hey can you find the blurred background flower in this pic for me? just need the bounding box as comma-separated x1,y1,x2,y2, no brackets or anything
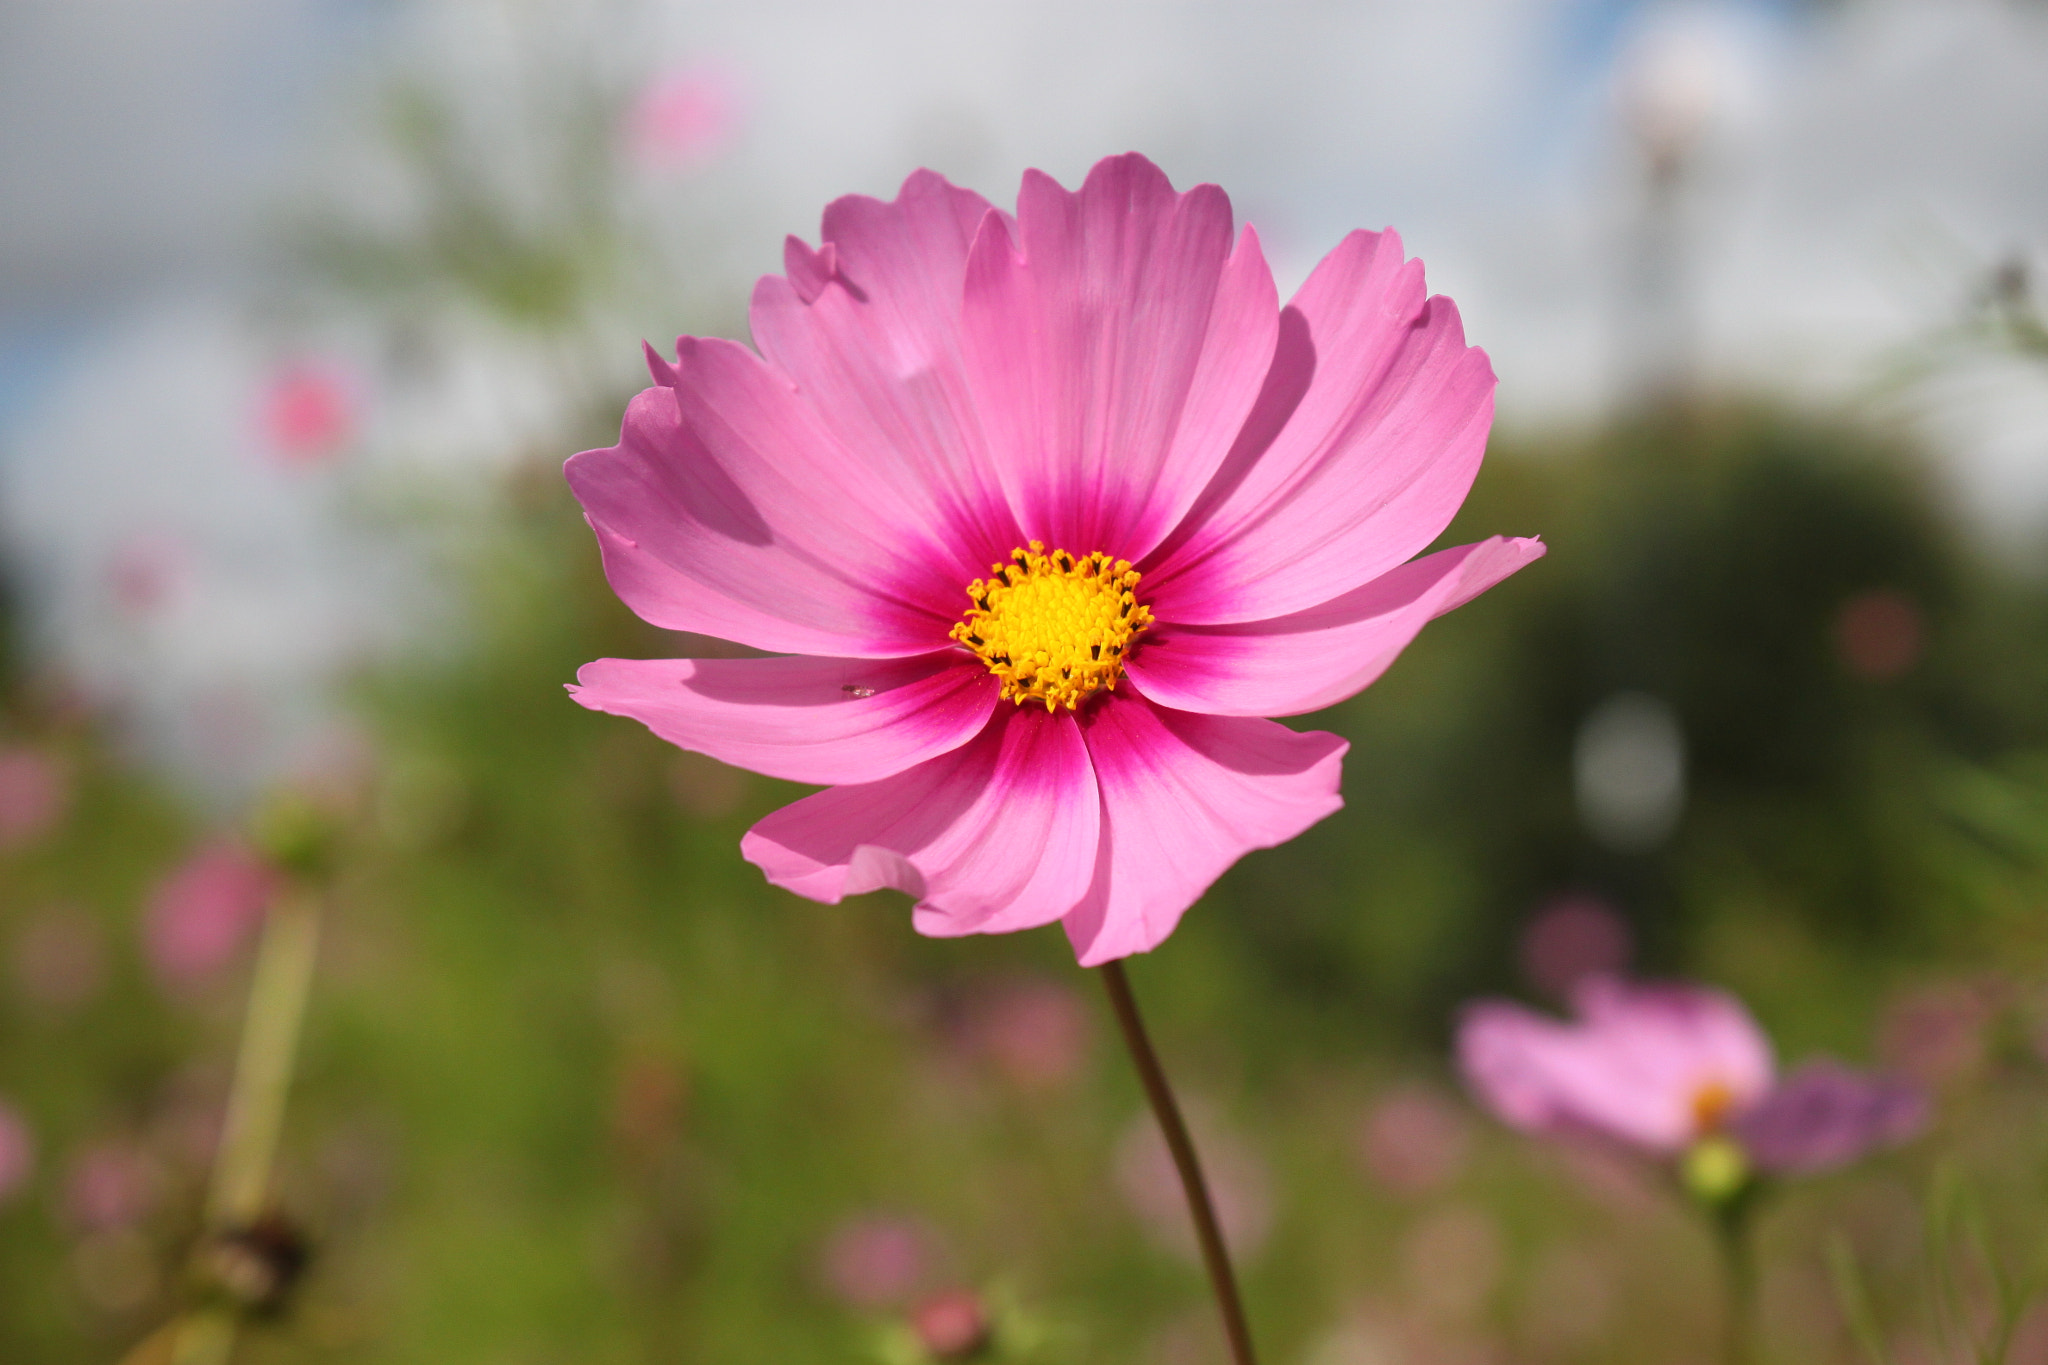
142,839,277,989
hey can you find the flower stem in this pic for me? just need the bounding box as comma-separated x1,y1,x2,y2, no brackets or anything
1098,960,1257,1365
1715,1202,1758,1365
163,884,322,1365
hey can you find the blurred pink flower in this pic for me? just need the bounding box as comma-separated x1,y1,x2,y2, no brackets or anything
65,1140,160,1230
1517,894,1631,999
143,840,278,987
0,747,69,851
1730,1059,1925,1175
1359,1082,1471,1197
968,976,1090,1089
260,360,355,467
819,1214,936,1308
1461,979,1927,1177
1458,977,1773,1153
568,153,1540,963
1117,1106,1271,1263
9,905,106,1012
105,532,190,619
0,1101,34,1202
627,64,743,170
909,1288,992,1360
1834,589,1924,680
1400,1204,1503,1322
1879,981,1991,1085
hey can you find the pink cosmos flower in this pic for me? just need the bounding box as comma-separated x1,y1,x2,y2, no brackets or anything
1459,977,1924,1174
1459,977,1774,1154
567,153,1542,964
143,840,278,987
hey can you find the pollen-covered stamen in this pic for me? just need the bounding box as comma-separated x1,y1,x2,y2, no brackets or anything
1690,1080,1738,1134
950,541,1154,712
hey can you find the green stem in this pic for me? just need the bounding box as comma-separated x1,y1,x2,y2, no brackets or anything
1717,1202,1758,1365
1098,960,1257,1365
165,885,322,1365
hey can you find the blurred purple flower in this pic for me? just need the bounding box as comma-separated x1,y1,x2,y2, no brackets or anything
1517,894,1631,999
0,747,69,851
0,1101,35,1203
819,1213,936,1308
9,905,106,1013
1358,1082,1470,1197
626,64,743,171
1458,977,1773,1153
1731,1059,1925,1175
143,840,278,988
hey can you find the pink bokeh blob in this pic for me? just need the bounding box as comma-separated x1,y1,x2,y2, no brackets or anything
260,361,356,468
1519,894,1633,1000
143,840,278,988
819,1214,936,1308
627,64,744,171
0,1102,34,1203
1359,1083,1472,1197
0,747,69,851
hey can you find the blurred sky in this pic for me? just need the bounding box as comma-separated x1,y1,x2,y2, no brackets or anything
1,0,2046,790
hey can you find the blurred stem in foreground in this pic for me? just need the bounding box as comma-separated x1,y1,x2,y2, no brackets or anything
1097,961,1257,1365
1683,1137,1758,1365
1714,1202,1758,1365
118,878,323,1365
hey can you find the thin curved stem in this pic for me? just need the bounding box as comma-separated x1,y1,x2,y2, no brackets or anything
1099,960,1257,1365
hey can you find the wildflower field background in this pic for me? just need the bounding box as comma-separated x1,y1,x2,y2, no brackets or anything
4,2,2048,1362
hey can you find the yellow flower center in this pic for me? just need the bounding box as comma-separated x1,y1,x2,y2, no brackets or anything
1690,1080,1737,1133
950,542,1154,712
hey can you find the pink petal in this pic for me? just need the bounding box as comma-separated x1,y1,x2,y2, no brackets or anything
1457,981,1775,1153
1127,536,1544,717
1573,977,1775,1113
750,171,1025,575
569,652,998,786
1060,699,1346,966
741,705,1100,937
958,153,1279,561
567,347,968,656
1732,1059,1926,1175
1142,229,1496,624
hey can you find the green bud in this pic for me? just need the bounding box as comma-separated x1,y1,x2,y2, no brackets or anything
249,791,338,881
1681,1135,1751,1205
